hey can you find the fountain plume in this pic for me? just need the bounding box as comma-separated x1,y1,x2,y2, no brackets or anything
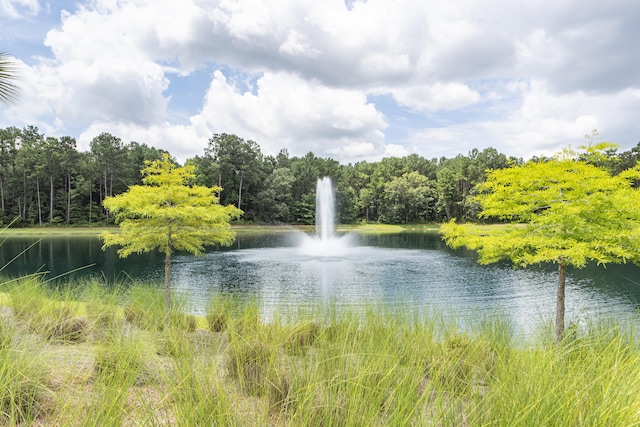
316,177,335,241
298,177,351,256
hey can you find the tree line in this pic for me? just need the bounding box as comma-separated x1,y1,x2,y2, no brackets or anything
1,126,638,226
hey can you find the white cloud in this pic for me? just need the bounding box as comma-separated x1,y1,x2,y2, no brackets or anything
0,0,39,18
383,144,410,158
77,121,205,162
279,29,321,58
216,0,275,41
2,0,639,165
408,80,640,160
2,58,62,132
191,70,387,161
391,83,480,112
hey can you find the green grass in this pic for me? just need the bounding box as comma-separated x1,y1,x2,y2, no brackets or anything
0,223,442,238
0,279,638,425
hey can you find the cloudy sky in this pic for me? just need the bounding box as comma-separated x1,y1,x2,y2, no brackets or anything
1,0,639,164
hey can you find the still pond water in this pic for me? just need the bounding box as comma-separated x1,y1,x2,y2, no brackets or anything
2,230,640,335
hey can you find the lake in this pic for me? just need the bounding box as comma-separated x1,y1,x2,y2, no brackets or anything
2,230,640,336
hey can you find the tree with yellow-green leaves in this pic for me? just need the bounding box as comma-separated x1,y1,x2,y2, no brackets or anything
100,154,242,312
441,150,640,342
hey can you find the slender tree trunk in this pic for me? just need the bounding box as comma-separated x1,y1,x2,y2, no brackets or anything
165,249,171,313
237,170,243,221
103,166,108,200
88,183,92,224
49,174,54,223
555,262,566,343
36,179,42,226
67,173,71,224
98,174,102,207
0,175,4,212
105,166,110,220
22,170,26,220
164,231,173,315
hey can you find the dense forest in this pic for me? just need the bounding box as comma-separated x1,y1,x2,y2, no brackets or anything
1,126,638,226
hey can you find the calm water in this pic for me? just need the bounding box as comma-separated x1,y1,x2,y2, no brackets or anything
2,231,640,335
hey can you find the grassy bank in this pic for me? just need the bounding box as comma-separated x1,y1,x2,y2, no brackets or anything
0,223,440,238
0,279,638,425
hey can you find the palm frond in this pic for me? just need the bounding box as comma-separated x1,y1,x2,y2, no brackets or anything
0,52,20,106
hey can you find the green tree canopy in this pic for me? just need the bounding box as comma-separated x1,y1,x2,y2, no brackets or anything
100,154,242,311
441,157,640,342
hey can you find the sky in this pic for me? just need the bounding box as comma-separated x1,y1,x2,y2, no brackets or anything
1,0,639,164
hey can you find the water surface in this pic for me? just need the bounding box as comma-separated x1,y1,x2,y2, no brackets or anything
2,231,640,335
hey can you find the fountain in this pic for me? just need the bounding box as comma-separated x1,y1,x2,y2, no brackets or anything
315,177,335,242
298,177,352,257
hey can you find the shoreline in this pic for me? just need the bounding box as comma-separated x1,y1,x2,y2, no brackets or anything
0,223,442,237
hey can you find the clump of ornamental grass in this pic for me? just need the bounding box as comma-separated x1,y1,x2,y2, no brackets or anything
164,353,237,425
8,277,47,321
207,310,229,332
33,303,89,343
123,285,198,333
229,298,261,338
0,324,52,425
123,285,167,331
227,334,277,396
170,312,198,333
88,326,158,426
8,279,89,343
206,294,245,333
81,280,123,337
94,329,150,385
0,318,11,350
283,320,320,355
155,324,198,359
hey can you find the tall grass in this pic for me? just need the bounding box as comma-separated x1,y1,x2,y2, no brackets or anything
0,279,638,425
0,314,51,425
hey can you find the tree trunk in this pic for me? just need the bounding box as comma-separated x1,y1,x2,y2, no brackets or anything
89,179,93,224
164,250,171,313
106,166,111,220
0,175,4,211
66,173,71,225
36,179,42,226
50,174,54,223
22,170,27,220
237,170,243,222
164,233,172,315
555,262,566,343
